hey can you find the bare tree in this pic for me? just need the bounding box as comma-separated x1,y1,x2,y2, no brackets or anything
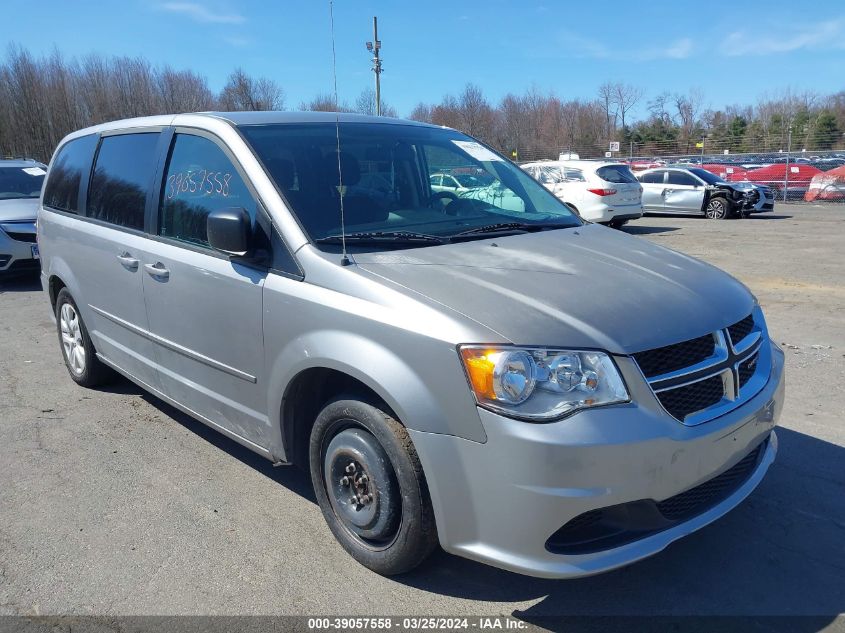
408,102,432,123
597,82,618,140
612,83,644,132
354,86,397,117
299,93,353,112
219,68,285,111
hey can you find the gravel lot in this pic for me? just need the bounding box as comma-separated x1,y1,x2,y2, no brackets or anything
0,204,843,621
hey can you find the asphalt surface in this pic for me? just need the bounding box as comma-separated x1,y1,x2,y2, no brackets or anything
1,204,843,621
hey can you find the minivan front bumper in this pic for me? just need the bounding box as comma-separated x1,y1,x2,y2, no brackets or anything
409,340,784,578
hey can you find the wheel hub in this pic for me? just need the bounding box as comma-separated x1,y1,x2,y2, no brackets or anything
339,460,374,509
323,427,400,544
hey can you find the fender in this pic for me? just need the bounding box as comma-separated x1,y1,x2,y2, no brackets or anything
266,329,488,461
41,248,86,322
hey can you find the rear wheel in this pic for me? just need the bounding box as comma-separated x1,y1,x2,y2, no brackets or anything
704,196,730,219
609,218,629,229
309,398,438,575
55,288,113,387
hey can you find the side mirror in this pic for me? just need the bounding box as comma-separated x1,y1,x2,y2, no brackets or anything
207,207,251,257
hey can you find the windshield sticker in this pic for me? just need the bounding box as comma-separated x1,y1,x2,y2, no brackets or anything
22,167,46,176
452,140,503,162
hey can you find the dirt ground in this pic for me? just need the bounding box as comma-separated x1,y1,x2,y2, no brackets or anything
0,203,843,622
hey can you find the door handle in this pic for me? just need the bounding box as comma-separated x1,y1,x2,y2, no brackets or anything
116,252,139,270
143,262,170,279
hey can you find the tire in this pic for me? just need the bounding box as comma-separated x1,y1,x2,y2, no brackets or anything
309,398,438,575
609,218,629,229
704,196,730,219
55,288,113,387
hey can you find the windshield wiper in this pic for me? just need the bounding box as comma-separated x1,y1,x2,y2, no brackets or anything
315,230,448,245
452,221,572,238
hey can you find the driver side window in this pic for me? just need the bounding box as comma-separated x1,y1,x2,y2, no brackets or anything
159,134,257,248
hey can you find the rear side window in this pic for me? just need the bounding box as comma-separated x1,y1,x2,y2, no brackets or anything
639,171,665,184
44,134,98,213
596,165,637,184
159,134,256,247
88,133,160,230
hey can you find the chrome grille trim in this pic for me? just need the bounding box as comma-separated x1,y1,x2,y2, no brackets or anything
634,312,769,426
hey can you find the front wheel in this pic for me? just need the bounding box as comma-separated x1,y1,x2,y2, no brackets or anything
309,398,438,575
704,196,730,219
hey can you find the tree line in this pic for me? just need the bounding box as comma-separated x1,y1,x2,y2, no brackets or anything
2,45,843,163
0,46,393,162
409,82,845,160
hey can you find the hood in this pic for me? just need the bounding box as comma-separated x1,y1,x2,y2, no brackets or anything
354,224,753,354
0,198,39,222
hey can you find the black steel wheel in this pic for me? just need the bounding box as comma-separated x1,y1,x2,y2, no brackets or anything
309,398,438,575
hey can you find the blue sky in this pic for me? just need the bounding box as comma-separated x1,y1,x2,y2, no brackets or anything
5,0,845,118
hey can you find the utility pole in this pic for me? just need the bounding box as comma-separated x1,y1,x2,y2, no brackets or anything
365,17,383,116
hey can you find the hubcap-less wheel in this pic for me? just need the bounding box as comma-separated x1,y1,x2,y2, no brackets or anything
705,198,727,219
323,427,400,548
60,303,86,375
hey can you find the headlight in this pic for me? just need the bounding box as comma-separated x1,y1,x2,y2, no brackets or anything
459,346,629,421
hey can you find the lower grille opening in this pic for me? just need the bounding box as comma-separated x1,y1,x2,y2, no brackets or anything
545,440,767,555
2,259,40,274
5,231,37,243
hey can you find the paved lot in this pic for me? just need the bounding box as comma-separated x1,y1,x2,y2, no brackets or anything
1,204,843,620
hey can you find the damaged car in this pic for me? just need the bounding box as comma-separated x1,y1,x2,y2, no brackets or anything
637,166,768,219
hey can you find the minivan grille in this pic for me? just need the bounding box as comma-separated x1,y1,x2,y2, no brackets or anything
728,314,754,347
632,334,715,379
738,351,759,388
655,374,724,420
633,312,767,425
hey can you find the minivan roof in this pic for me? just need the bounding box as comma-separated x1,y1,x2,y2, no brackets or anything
61,111,440,140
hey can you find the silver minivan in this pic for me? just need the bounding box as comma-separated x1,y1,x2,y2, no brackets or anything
38,112,784,578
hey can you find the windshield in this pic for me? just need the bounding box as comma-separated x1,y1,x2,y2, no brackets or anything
0,165,46,199
688,168,725,185
239,122,581,247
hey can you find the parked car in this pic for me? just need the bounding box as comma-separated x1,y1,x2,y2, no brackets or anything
637,167,765,218
521,160,642,227
0,158,46,276
39,112,783,579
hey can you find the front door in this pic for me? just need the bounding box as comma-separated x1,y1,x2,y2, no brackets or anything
663,170,706,214
139,131,269,448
